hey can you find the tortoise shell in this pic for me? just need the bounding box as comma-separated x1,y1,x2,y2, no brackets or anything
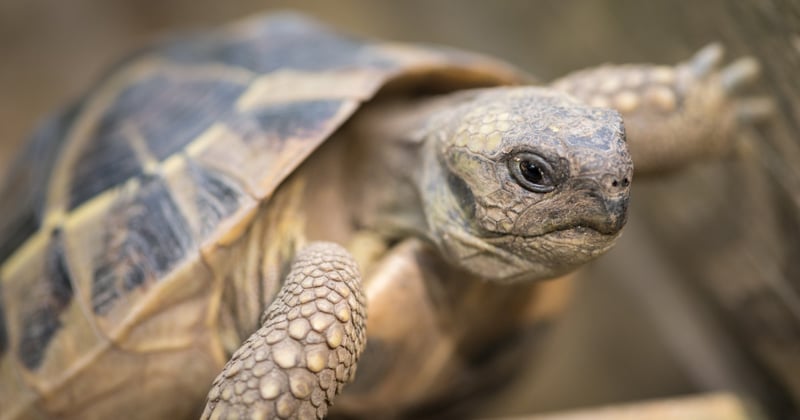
0,13,526,418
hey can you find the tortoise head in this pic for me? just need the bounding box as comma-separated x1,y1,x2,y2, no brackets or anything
421,87,632,282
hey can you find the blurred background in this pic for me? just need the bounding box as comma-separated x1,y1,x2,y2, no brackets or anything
1,0,799,418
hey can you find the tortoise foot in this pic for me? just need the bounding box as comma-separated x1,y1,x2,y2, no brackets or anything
551,43,774,173
688,43,774,125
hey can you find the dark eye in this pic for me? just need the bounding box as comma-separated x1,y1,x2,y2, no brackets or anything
509,153,556,193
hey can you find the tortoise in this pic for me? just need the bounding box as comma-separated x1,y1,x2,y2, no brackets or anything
0,12,769,420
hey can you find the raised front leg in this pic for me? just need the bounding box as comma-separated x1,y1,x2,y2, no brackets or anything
202,242,367,420
551,44,773,173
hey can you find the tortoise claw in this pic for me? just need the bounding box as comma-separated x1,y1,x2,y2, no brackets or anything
689,42,724,78
721,56,761,93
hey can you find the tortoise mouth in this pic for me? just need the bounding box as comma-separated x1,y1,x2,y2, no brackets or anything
471,224,620,282
477,226,606,251
533,223,622,249
547,222,617,237
536,207,628,237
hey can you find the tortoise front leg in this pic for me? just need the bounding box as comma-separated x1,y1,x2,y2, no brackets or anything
202,242,367,419
551,44,773,174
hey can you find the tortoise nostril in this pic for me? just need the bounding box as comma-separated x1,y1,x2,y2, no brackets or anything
610,177,630,189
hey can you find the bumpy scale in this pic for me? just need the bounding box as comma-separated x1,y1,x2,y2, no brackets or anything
202,243,366,419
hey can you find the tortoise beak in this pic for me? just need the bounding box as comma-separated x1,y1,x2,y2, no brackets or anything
596,195,629,235
566,175,630,236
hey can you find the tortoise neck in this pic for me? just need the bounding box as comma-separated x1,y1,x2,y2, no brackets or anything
344,93,463,243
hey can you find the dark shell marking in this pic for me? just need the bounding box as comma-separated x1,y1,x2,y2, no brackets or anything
17,230,75,370
91,175,194,315
0,102,83,266
68,75,248,211
241,99,346,143
186,158,249,238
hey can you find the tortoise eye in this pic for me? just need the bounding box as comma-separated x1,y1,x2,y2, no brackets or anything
509,153,556,193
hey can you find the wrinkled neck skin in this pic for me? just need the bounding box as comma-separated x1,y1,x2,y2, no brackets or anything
345,95,445,242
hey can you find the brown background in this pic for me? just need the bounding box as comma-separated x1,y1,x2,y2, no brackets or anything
2,0,799,417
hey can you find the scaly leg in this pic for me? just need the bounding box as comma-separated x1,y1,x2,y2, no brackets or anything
201,242,367,419
551,44,773,173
